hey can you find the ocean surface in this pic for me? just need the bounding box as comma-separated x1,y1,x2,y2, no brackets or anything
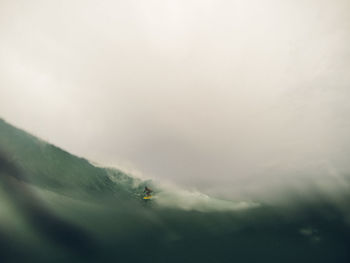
0,118,349,263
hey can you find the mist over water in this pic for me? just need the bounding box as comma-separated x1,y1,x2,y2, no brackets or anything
1,0,350,204
1,1,350,261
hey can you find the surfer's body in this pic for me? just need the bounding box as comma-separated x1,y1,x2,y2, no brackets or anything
143,186,153,200
144,186,152,196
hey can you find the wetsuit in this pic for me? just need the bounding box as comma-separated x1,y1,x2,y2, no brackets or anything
144,187,152,196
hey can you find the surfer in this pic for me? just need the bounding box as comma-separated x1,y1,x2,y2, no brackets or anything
144,186,153,197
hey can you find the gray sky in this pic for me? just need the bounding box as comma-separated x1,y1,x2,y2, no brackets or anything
1,0,350,199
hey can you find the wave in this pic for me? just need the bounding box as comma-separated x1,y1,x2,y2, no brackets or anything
1,118,350,263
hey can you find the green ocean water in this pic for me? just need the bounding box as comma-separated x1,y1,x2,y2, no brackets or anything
0,118,349,263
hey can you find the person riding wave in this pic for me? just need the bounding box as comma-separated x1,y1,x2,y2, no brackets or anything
144,186,153,197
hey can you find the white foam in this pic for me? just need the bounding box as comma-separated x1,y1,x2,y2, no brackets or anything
154,183,259,212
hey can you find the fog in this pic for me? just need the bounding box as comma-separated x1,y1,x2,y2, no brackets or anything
1,0,350,199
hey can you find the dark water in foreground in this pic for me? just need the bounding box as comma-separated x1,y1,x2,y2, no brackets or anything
1,118,349,263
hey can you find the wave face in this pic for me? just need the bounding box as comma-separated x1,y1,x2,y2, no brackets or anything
0,118,350,263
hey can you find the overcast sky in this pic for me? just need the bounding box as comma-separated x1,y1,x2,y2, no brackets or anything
1,0,350,199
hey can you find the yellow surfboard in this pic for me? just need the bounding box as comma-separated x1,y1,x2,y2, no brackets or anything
143,196,153,200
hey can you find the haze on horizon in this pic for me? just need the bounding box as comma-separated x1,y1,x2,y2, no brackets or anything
1,0,350,200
